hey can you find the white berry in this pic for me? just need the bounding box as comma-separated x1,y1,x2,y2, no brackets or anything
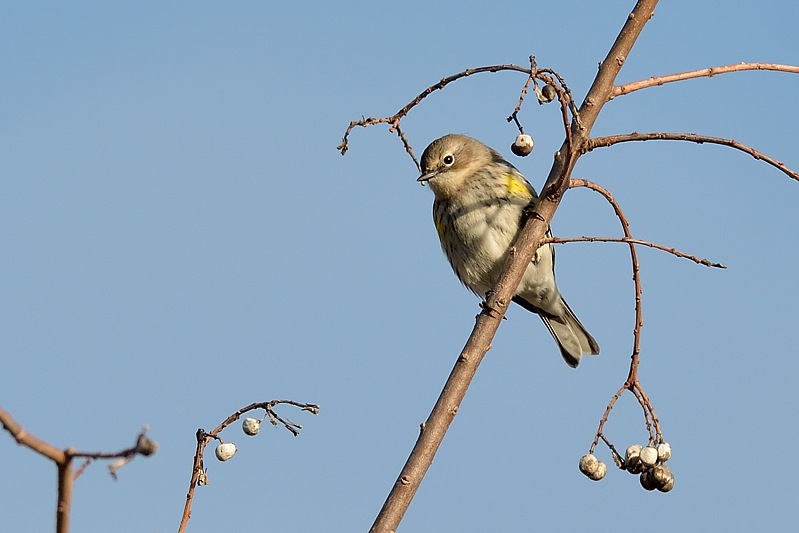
579,454,599,477
657,442,672,462
640,446,658,467
659,475,675,492
579,454,605,481
590,460,607,481
215,442,237,462
242,418,261,436
510,134,534,157
625,444,643,473
651,464,674,492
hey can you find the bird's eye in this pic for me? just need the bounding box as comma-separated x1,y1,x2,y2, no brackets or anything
442,154,455,166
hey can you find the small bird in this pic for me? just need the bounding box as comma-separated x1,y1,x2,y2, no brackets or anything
418,133,599,367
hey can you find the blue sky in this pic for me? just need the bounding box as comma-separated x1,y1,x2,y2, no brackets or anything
1,1,797,532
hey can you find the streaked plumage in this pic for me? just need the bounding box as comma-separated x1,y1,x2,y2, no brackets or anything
418,133,599,367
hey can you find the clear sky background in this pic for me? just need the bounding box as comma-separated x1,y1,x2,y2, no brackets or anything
2,1,797,532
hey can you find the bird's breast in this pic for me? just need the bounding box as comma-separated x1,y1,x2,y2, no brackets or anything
434,198,525,294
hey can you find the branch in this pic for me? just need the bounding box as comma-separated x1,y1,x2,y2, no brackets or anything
178,400,319,533
338,60,580,171
369,1,659,531
507,57,581,148
337,63,530,168
567,179,670,467
543,235,726,268
611,62,799,99
1,406,66,463
1,406,156,533
586,132,799,181
566,179,645,383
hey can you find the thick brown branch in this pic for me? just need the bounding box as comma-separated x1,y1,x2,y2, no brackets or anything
586,132,799,181
612,62,799,99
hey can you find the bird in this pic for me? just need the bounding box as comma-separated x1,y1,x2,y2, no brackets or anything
417,133,599,367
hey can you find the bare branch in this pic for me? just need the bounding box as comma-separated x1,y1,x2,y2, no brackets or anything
612,62,799,99
337,63,530,168
0,406,66,464
569,178,666,462
544,235,726,268
566,179,645,381
586,132,799,181
507,57,538,130
1,406,156,533
590,382,627,455
178,400,319,533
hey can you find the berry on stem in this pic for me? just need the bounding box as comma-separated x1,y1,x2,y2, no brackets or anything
215,442,237,462
242,417,261,436
511,134,534,157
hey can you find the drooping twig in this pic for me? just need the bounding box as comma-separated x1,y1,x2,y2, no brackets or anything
506,56,580,144
586,132,799,181
568,179,645,382
178,400,319,533
611,62,799,99
507,57,538,132
337,63,530,167
338,60,578,171
567,179,666,455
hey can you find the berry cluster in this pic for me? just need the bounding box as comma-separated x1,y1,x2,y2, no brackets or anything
579,442,674,492
623,443,674,492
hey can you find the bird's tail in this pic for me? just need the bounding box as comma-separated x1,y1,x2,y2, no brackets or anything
514,295,599,368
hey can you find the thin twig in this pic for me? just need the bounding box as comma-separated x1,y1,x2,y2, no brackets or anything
339,61,579,172
611,62,799,99
568,178,645,380
544,235,726,268
629,385,656,444
507,56,538,131
586,132,799,182
569,178,669,453
632,383,663,443
73,459,92,480
337,63,530,168
590,383,627,454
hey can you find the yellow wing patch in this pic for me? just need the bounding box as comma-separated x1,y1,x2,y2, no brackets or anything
435,219,446,242
505,173,533,199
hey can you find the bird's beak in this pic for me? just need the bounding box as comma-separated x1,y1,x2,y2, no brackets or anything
417,170,436,183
